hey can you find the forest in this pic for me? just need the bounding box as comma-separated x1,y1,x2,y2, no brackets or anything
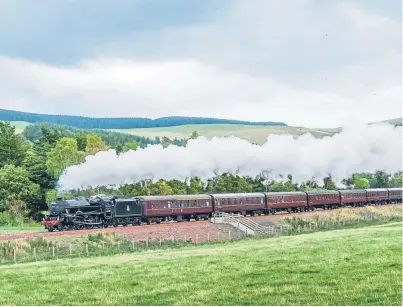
0,109,287,129
0,120,401,226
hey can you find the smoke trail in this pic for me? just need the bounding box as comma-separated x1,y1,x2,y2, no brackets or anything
58,122,402,190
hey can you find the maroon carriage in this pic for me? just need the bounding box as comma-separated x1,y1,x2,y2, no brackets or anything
339,189,366,207
136,194,213,223
306,190,340,210
365,188,388,204
387,188,402,204
265,192,307,213
210,193,266,215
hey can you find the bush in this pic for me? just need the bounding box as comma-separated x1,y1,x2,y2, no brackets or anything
0,211,24,227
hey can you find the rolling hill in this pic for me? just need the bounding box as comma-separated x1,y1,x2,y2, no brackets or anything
2,108,401,145
109,124,340,144
0,109,286,129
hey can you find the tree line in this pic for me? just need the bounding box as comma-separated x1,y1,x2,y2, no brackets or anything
0,109,287,129
0,120,401,226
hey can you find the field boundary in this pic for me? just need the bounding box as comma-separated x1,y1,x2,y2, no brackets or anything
1,207,401,266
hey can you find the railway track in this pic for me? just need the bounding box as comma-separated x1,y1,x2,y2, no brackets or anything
0,203,401,242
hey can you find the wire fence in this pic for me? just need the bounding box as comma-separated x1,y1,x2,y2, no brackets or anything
0,229,254,265
1,206,401,265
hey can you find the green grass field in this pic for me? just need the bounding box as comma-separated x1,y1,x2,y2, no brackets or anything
9,121,31,134
0,225,43,234
6,118,401,144
0,223,401,306
110,124,340,144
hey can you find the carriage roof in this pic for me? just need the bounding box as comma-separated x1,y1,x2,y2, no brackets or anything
136,194,211,201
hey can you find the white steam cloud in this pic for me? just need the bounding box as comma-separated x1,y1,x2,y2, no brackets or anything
58,123,402,191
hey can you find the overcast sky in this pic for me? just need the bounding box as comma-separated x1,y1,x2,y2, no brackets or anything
0,0,401,128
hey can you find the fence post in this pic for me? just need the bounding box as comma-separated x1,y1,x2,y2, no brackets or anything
184,234,187,243
146,238,149,248
52,246,55,258
117,241,120,251
207,232,210,242
132,240,135,250
69,244,72,256
13,247,16,264
159,238,162,247
228,230,231,240
33,248,36,261
86,244,89,256
196,234,198,245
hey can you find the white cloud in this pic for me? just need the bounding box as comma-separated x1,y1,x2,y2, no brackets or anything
0,0,400,127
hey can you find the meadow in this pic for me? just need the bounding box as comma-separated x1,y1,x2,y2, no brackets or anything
109,124,340,144
9,118,401,144
0,220,401,306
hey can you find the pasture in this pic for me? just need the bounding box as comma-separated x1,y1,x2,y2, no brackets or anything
0,222,401,306
9,121,31,133
110,124,339,144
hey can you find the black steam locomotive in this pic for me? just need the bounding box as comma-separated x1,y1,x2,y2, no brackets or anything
42,195,143,232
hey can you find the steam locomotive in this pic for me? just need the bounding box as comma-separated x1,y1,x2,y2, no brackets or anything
42,196,143,232
42,188,402,232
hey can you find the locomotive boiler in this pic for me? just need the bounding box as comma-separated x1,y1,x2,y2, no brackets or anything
42,195,143,231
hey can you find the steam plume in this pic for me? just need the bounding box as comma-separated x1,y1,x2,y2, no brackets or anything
58,122,402,191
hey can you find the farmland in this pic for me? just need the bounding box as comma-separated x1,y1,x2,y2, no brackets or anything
8,118,401,144
110,124,340,144
0,220,401,305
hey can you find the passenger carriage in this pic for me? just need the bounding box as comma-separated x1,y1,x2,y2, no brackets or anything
265,192,307,213
387,188,403,203
306,190,340,210
365,188,388,205
136,194,213,223
339,189,367,207
210,193,266,216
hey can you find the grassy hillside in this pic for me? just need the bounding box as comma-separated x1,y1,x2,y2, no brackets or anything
0,109,286,129
0,223,401,305
9,121,31,134
7,117,402,144
110,124,340,144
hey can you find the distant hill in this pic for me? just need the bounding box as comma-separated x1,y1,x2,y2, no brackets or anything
110,118,402,144
0,109,287,129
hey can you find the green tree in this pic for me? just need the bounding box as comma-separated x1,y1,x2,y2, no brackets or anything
0,165,41,214
122,141,139,152
114,144,123,155
190,131,199,139
390,171,403,188
186,177,204,194
168,179,187,194
149,180,173,195
374,171,390,188
353,175,370,189
75,132,88,151
46,138,86,178
0,121,27,167
323,174,337,190
161,136,172,148
22,151,57,210
85,134,108,155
